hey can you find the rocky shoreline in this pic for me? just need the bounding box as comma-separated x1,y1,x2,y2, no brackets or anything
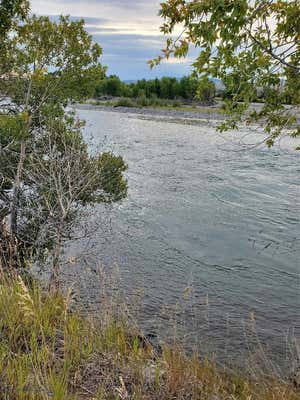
75,102,300,130
75,103,226,127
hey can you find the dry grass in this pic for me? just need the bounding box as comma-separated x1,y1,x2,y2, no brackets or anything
0,273,299,400
87,98,223,114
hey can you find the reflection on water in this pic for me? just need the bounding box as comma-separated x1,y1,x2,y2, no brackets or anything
65,109,300,367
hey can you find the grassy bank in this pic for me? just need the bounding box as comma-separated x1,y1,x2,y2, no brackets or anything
0,274,298,400
89,97,222,114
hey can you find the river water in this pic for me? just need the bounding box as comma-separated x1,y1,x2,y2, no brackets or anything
66,109,300,368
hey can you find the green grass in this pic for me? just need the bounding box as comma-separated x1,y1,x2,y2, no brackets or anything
0,273,298,399
89,97,223,115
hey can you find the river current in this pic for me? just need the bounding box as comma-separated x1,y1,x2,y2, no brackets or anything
65,109,300,368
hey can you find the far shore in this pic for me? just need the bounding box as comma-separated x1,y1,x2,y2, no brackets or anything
75,101,300,131
75,102,227,127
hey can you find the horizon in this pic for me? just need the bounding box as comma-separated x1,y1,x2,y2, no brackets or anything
31,0,195,80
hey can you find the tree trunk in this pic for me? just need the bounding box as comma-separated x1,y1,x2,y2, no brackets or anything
10,140,26,239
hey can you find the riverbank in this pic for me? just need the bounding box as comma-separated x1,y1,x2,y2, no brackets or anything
75,102,226,127
75,100,300,130
0,274,299,399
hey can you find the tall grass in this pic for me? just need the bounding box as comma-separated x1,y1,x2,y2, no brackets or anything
0,273,298,399
96,97,182,109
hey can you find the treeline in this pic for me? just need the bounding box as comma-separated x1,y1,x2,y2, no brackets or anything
94,75,216,102
95,74,297,106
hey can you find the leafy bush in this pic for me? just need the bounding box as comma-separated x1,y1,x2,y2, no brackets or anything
113,97,136,107
197,76,216,104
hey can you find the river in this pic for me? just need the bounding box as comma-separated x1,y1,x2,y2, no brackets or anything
65,108,300,369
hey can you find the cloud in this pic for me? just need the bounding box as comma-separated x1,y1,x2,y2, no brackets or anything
30,0,195,80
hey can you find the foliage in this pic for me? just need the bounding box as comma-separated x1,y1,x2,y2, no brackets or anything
197,76,216,104
112,97,136,107
0,113,27,191
95,75,124,97
0,273,298,399
94,75,215,102
0,0,29,38
1,15,105,111
0,13,127,281
8,115,127,270
152,0,300,146
98,96,189,109
0,0,30,77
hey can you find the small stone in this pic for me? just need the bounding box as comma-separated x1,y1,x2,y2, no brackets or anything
292,367,300,388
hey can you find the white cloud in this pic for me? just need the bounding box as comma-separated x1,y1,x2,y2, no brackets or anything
29,0,194,79
31,0,162,35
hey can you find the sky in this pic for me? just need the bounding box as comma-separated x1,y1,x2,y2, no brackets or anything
30,0,195,80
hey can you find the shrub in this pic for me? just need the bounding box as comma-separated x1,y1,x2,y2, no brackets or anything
113,97,136,107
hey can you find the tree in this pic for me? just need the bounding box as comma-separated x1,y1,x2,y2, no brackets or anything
197,76,216,104
95,75,124,97
95,75,204,101
0,0,29,38
151,0,300,147
178,76,198,99
0,0,30,78
0,14,128,283
21,118,127,283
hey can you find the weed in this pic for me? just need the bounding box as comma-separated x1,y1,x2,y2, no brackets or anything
0,274,298,399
